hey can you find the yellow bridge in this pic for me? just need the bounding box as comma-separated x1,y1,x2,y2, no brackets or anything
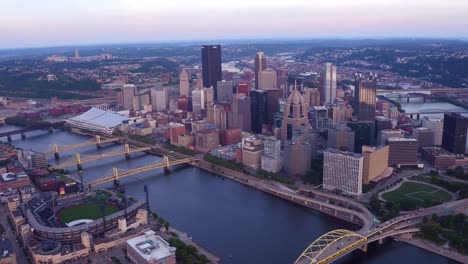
49,144,150,170
46,135,124,158
87,156,193,187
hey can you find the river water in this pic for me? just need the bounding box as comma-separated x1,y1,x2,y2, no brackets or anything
0,125,459,264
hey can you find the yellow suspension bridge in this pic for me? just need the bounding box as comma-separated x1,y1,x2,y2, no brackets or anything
86,156,194,187
49,144,151,170
45,135,125,159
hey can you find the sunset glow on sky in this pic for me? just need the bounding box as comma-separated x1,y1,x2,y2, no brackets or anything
1,0,467,48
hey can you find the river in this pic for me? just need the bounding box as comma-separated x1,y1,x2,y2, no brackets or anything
0,125,459,264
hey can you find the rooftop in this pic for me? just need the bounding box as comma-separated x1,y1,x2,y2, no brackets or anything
126,231,175,261
324,148,363,158
387,137,417,142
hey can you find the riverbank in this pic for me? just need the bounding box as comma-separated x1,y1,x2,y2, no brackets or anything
395,235,467,263
169,227,221,264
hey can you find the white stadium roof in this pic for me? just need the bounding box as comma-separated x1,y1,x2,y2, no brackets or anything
66,107,128,133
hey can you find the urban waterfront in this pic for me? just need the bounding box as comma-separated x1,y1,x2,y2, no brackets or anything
0,125,459,264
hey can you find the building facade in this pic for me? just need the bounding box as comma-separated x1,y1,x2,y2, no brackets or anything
321,63,337,104
362,145,389,184
387,137,419,166
202,45,222,100
442,113,468,155
280,88,309,141
422,117,443,146
255,52,266,90
354,73,377,122
323,149,363,196
179,69,190,98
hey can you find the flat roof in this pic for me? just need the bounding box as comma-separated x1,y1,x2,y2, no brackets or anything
387,137,417,142
126,232,175,261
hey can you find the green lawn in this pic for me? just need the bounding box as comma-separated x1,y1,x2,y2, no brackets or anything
382,182,452,206
58,203,120,224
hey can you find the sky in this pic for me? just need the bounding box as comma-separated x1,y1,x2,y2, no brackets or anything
1,0,468,49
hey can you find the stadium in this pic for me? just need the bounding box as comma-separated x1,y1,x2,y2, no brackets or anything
65,107,128,134
23,190,146,245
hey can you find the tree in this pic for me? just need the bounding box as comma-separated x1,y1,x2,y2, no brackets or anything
432,213,439,222
454,166,464,178
369,195,381,213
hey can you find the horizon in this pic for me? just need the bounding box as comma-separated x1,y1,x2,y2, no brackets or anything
2,0,468,49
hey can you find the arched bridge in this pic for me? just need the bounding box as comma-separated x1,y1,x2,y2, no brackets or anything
295,198,468,264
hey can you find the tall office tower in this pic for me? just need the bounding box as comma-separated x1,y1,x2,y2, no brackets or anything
250,90,267,134
375,116,393,138
265,88,283,128
216,80,233,103
255,52,266,89
310,106,331,132
442,113,468,155
150,88,168,112
74,49,80,58
202,45,222,100
213,103,231,130
122,84,137,110
191,88,203,114
412,127,434,151
258,70,277,89
284,126,316,176
321,63,337,104
327,123,355,152
354,73,377,122
276,69,288,89
304,88,321,107
347,121,375,153
206,104,215,124
203,87,214,108
362,145,389,184
422,117,444,146
280,88,309,141
323,149,364,196
179,69,190,98
261,137,283,173
387,138,419,166
231,94,251,132
330,99,347,126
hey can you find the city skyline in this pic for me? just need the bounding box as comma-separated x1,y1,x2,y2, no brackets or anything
1,0,468,49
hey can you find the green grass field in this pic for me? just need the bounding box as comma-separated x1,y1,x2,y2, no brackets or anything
58,203,120,224
382,182,452,206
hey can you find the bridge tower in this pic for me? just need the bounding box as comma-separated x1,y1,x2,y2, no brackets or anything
7,135,11,142
48,127,54,133
76,154,83,172
53,144,60,159
21,132,26,139
124,144,131,160
112,168,120,188
163,156,171,173
95,135,102,149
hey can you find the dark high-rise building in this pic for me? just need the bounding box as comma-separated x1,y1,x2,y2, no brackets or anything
442,113,468,155
250,90,267,134
255,52,266,90
355,74,377,122
347,121,375,153
265,88,283,128
202,45,222,100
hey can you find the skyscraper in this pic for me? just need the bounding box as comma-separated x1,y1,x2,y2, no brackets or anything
202,45,222,100
250,90,267,134
280,88,309,141
151,88,168,112
216,80,233,103
355,73,377,122
191,88,203,115
321,63,337,104
255,52,266,90
122,84,136,110
258,70,277,89
442,113,468,155
231,94,251,132
179,69,190,98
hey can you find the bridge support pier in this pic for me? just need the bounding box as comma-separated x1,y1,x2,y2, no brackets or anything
358,244,368,253
407,96,410,103
378,238,384,245
48,127,54,133
417,114,420,121
7,135,11,142
163,156,171,173
53,144,60,159
54,152,60,160
21,132,26,139
124,144,131,160
77,164,83,172
95,135,102,149
164,166,171,173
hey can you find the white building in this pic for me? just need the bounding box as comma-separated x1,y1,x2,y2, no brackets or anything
322,63,337,104
179,69,190,98
323,149,364,196
126,231,176,264
216,80,233,103
151,88,168,112
191,88,204,114
261,136,282,173
66,107,128,134
422,117,444,146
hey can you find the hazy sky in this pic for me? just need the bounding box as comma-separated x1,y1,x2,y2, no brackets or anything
1,0,468,49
